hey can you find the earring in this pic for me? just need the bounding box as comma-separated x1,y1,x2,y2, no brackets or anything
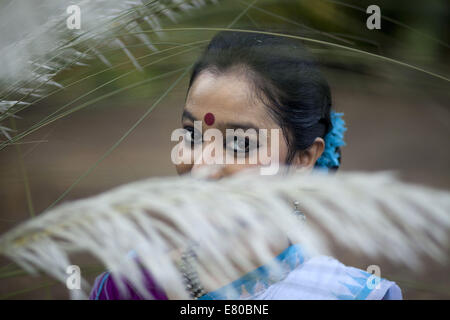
293,201,306,221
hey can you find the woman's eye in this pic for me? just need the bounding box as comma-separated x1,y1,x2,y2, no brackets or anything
226,136,256,154
184,127,202,147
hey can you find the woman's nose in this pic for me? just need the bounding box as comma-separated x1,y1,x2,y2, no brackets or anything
190,141,226,179
191,163,226,179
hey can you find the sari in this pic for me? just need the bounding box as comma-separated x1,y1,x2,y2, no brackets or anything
89,244,402,300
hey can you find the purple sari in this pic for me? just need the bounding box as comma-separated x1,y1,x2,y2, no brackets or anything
90,269,168,300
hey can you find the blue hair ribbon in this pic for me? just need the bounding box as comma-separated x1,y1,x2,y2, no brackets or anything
314,111,347,172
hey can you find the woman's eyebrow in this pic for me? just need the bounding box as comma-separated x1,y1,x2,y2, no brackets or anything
181,110,197,122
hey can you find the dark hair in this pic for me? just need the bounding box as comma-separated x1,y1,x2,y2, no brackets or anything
188,31,339,168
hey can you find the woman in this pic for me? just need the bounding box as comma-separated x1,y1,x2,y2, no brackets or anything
90,31,402,300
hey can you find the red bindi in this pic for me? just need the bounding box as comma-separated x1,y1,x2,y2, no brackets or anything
204,112,215,126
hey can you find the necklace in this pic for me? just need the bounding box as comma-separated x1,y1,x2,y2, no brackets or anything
178,247,206,299
180,201,304,299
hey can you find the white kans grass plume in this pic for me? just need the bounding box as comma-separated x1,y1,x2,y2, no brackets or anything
0,0,217,139
0,169,448,299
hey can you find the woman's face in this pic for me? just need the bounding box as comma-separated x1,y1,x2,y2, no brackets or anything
174,70,324,178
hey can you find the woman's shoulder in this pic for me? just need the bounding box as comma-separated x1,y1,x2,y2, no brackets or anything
252,255,402,300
